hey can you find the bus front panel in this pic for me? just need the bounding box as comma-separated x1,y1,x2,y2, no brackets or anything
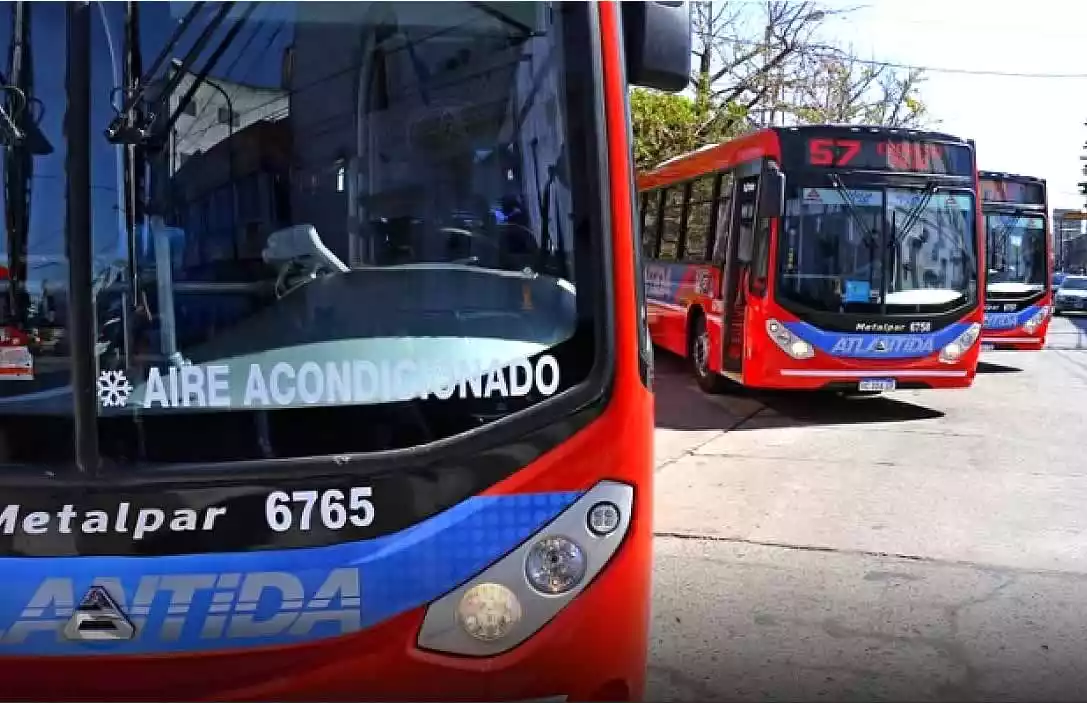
0,3,654,700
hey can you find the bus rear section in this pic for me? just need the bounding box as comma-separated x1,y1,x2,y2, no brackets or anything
0,3,690,701
640,125,985,394
978,171,1052,351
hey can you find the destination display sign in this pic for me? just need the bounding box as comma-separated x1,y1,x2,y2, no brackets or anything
979,178,1045,206
800,134,974,176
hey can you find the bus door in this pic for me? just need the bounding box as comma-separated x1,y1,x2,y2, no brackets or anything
720,174,760,374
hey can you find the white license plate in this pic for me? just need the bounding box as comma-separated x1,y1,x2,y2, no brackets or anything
858,378,896,392
981,343,996,351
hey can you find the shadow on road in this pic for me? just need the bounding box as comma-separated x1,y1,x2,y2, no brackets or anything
739,389,945,429
977,360,1022,374
653,352,945,432
653,354,762,431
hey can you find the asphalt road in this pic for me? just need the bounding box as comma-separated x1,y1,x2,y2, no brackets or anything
646,314,1087,702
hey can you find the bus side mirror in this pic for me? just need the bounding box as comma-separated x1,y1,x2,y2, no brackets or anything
759,167,785,219
621,1,691,93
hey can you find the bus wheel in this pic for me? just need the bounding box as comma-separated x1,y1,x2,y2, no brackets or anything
690,314,729,394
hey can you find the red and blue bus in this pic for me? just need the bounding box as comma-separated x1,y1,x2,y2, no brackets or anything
978,171,1052,350
0,2,690,700
639,125,986,394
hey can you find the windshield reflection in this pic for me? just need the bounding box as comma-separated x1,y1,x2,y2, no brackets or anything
885,189,975,306
0,5,71,402
76,1,602,464
986,214,1047,288
779,185,977,313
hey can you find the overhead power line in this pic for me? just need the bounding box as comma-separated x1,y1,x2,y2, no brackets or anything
718,36,1087,79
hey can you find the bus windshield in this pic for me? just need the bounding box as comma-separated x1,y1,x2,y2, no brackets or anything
4,1,603,466
778,185,977,312
986,214,1047,289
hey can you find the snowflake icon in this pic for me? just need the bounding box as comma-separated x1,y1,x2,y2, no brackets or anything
97,370,133,408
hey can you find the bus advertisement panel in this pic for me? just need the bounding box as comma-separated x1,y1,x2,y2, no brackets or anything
639,126,985,394
978,171,1052,351
0,2,690,700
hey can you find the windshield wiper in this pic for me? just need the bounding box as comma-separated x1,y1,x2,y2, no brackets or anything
0,75,49,153
987,218,1015,276
468,2,539,37
0,1,51,155
105,1,259,147
891,180,939,247
4,1,34,330
827,173,880,249
826,173,881,302
104,1,211,144
883,181,958,312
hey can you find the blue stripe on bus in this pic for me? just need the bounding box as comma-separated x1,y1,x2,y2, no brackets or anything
983,305,1041,331
0,490,582,656
784,321,972,359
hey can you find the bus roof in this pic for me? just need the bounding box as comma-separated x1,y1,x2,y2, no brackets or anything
979,170,1048,208
978,170,1047,185
637,124,973,191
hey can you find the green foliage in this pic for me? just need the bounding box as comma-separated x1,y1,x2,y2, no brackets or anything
629,89,700,172
629,88,745,172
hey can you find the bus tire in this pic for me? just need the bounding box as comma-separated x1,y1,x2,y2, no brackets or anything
689,312,729,394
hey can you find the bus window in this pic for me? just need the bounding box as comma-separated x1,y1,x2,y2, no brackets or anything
735,177,759,264
659,186,684,260
751,217,771,296
642,188,662,257
683,175,716,262
711,174,734,264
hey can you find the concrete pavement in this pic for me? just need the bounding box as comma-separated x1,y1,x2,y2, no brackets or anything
647,315,1087,701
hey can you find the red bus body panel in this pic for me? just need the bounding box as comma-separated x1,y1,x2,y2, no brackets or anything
0,389,654,702
981,307,1051,351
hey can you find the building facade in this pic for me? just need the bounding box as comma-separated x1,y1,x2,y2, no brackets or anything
1053,208,1087,272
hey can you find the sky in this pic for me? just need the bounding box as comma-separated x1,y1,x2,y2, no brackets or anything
815,0,1087,212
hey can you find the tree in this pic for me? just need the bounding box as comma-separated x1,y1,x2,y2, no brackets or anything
790,50,931,128
630,1,936,170
629,89,744,171
691,1,847,130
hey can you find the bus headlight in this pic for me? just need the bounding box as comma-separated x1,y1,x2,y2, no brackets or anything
457,583,523,641
525,536,587,595
939,322,982,364
765,318,815,359
1022,306,1051,334
417,481,633,656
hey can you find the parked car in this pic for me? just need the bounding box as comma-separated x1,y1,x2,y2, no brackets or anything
1053,274,1087,315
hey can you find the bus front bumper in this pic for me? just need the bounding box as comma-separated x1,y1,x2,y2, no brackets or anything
980,327,1047,351
746,341,978,390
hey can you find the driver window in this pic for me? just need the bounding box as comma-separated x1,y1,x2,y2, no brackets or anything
736,201,756,264
711,172,734,264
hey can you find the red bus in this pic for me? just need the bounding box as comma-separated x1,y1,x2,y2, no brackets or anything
638,125,986,394
0,2,690,701
978,171,1052,350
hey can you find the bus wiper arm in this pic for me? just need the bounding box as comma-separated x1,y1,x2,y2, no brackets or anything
147,3,260,148
892,181,939,246
106,0,207,136
468,2,539,36
105,1,249,145
828,173,879,248
0,80,51,154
